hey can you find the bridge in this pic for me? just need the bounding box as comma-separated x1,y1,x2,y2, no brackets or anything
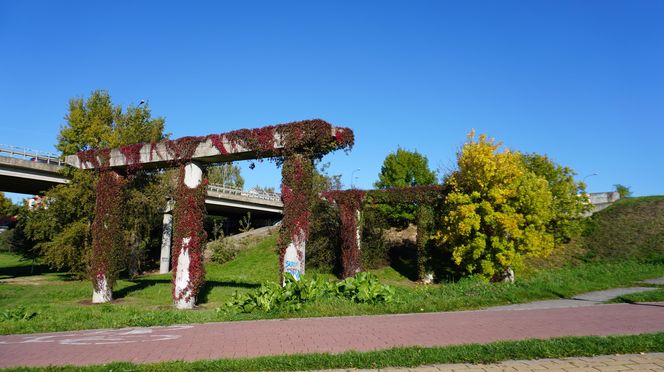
0,144,283,217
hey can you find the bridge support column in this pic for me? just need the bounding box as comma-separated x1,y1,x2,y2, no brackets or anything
172,162,207,309
279,154,313,284
159,200,174,274
90,170,125,304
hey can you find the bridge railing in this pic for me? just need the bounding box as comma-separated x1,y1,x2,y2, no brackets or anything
0,144,64,166
207,184,282,202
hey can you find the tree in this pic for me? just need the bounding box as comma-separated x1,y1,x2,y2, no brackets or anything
374,148,437,226
522,154,590,243
57,91,164,154
206,163,244,189
433,132,554,281
22,90,168,278
0,192,18,217
614,184,632,198
375,147,437,189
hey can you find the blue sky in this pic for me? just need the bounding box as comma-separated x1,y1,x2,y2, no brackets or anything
1,1,663,199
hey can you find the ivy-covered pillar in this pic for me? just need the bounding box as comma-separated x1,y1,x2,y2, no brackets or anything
278,154,313,284
159,199,174,274
337,190,365,278
90,170,126,304
172,162,208,309
415,204,434,283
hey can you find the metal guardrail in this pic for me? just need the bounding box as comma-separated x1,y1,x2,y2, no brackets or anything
0,144,64,166
207,184,282,202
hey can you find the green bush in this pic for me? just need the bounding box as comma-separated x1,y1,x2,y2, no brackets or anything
208,239,239,264
220,272,395,313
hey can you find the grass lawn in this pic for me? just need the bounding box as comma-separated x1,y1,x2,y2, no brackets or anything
612,287,664,303
5,332,664,371
2,231,664,335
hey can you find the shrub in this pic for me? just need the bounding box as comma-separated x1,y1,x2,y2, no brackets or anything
434,132,554,280
208,239,239,264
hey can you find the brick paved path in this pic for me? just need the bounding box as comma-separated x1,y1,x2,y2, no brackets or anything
334,352,664,371
0,302,663,368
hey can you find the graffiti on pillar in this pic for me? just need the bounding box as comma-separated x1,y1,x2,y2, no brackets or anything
283,243,301,280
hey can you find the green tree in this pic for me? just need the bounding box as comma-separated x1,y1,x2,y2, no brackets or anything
206,163,244,189
57,91,164,154
23,90,168,278
433,133,554,280
614,184,632,198
374,148,437,226
0,192,18,217
522,154,590,243
375,148,437,189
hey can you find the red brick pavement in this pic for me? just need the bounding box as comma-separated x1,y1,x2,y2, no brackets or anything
1,302,663,368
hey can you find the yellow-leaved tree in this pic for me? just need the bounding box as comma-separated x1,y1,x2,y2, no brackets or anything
433,132,554,281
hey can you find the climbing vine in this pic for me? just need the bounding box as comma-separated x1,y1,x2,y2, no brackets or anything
90,170,126,295
278,154,314,283
323,189,366,278
118,143,144,173
171,164,208,304
76,148,111,170
76,120,353,168
207,119,353,161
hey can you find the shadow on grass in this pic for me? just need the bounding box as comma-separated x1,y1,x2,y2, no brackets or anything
114,278,171,299
114,276,261,303
0,262,57,279
198,280,261,304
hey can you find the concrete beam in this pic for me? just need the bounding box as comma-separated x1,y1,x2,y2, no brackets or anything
65,122,350,170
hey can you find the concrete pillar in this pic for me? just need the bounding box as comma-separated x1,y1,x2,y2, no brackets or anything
279,154,313,284
90,170,125,304
340,206,363,278
159,200,174,274
173,162,205,309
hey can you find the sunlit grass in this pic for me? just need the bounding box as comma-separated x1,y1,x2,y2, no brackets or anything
2,231,663,335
